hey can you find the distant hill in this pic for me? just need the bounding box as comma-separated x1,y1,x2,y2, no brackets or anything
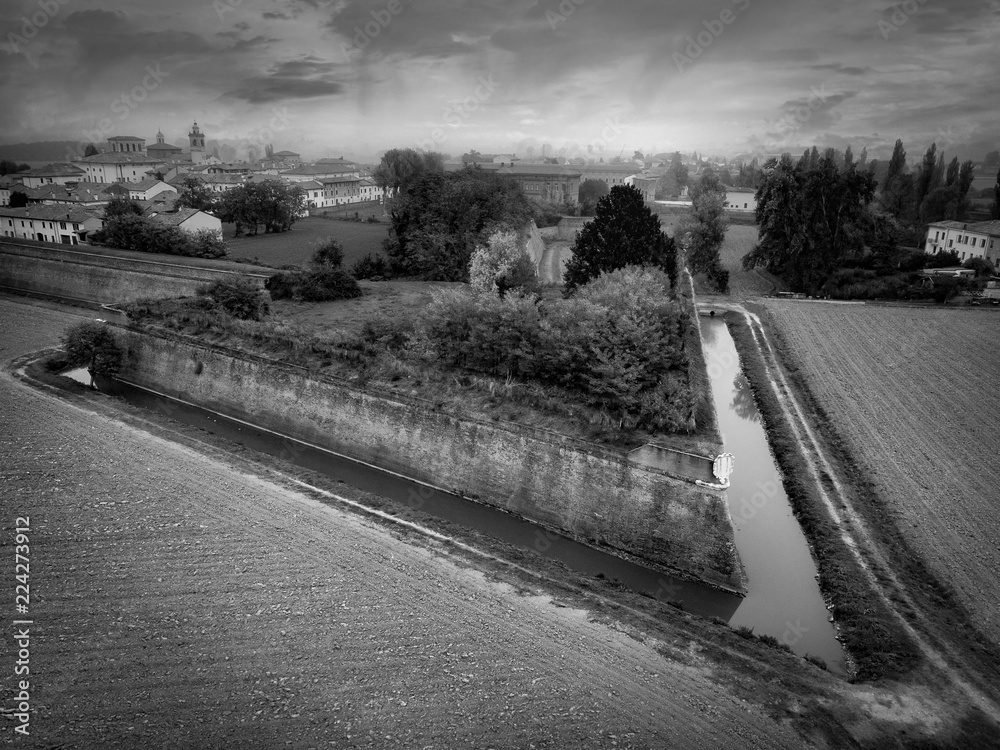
0,141,86,163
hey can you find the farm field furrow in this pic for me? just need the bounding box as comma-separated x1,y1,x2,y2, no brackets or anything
761,301,1000,644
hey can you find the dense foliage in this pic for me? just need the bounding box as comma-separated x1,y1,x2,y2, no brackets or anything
215,180,304,236
93,215,227,258
201,278,270,321
563,184,677,293
468,229,537,297
176,176,217,212
675,170,730,292
743,153,897,293
376,149,536,281
62,321,123,381
351,253,391,280
414,266,696,432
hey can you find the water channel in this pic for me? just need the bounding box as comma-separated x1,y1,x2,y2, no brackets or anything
64,316,846,673
700,315,846,673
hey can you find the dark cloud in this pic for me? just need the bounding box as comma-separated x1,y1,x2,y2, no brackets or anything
809,63,871,76
222,77,345,103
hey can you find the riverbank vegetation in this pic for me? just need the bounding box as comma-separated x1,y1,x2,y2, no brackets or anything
724,311,921,681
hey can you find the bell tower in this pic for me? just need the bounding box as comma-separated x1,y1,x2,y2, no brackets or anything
188,121,206,164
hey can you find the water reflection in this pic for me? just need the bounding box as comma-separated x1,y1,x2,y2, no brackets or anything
730,372,759,423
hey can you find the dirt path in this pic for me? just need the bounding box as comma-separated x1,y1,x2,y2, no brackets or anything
0,296,809,748
538,240,571,286
733,304,1000,719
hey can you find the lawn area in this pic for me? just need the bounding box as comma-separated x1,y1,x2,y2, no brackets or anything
223,216,390,269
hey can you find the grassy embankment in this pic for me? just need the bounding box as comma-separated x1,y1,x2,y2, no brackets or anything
724,311,921,682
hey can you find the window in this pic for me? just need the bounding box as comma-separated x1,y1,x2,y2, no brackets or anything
949,239,953,247
60,222,66,229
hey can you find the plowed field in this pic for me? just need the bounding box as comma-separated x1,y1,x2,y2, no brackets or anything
760,301,1000,643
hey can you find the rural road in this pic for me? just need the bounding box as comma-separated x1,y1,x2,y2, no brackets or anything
0,295,809,749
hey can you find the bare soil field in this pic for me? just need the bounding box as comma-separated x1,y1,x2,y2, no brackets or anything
224,216,389,269
6,294,1000,747
759,301,1000,645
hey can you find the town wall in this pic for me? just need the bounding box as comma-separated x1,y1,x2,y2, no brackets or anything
115,326,745,593
0,240,267,303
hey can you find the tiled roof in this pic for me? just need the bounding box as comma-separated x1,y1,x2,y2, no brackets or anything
107,135,144,141
281,164,358,176
273,150,301,157
21,183,117,203
928,220,968,229
78,153,166,165
19,162,87,178
298,180,323,190
147,207,204,227
129,178,176,192
0,205,101,223
966,220,1000,237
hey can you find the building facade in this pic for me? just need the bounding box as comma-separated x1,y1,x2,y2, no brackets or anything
0,205,103,244
925,220,1000,265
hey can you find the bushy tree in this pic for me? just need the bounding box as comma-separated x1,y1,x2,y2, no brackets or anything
351,253,390,280
103,196,144,220
84,143,99,157
93,214,226,258
563,184,677,293
468,229,537,296
216,180,304,236
992,166,1000,220
62,321,123,386
176,176,216,212
579,178,609,216
744,153,895,292
384,164,535,280
675,170,729,292
8,190,28,208
202,278,269,320
0,160,29,176
311,238,344,269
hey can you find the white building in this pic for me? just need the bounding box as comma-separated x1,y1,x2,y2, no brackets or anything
77,152,167,183
128,179,178,202
725,188,757,212
0,205,103,244
147,207,222,237
14,163,87,189
925,220,1000,265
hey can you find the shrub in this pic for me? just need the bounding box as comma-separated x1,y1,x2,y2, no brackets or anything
297,268,362,302
311,238,344,269
62,321,124,381
352,253,391,280
804,654,828,671
468,229,538,297
203,278,269,321
265,271,301,300
361,316,414,350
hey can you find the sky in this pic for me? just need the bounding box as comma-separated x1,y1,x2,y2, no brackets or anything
1,0,998,162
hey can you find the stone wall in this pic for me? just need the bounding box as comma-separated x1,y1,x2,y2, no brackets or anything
115,326,745,593
0,240,268,304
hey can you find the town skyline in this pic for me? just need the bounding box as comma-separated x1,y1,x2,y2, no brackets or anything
1,0,998,162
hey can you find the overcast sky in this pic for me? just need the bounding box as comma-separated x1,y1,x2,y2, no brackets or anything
2,0,998,161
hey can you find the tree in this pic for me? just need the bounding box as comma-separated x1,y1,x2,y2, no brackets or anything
858,147,868,170
843,145,854,170
84,143,99,157
216,180,304,236
8,190,28,208
0,160,29,176
885,139,907,188
945,157,959,186
914,143,937,210
468,229,537,296
374,148,443,198
743,153,893,292
991,166,1000,220
579,178,609,215
311,238,344,269
984,150,1000,167
676,171,729,292
176,176,215,211
957,160,975,198
563,184,677,293
103,196,144,220
62,322,124,387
